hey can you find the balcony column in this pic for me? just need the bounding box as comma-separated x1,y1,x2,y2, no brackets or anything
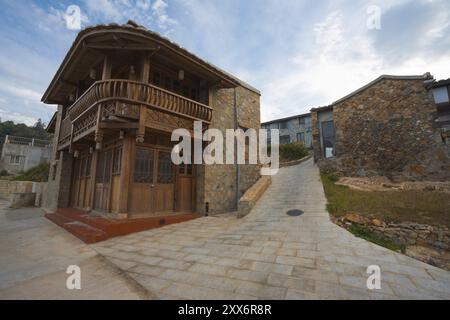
102,55,112,80
136,54,151,143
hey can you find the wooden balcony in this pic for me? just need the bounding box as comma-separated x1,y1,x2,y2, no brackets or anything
58,79,213,149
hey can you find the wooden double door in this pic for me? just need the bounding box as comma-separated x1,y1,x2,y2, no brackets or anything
70,153,92,209
130,146,195,214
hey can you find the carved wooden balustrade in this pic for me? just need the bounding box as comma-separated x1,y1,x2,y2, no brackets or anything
58,79,213,149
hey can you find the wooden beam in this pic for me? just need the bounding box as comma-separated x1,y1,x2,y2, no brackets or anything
85,43,159,51
87,149,97,211
98,122,139,130
117,135,132,215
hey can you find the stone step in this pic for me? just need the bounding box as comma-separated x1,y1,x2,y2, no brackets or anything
45,213,108,243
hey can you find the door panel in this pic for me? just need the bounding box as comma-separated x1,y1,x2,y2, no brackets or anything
129,147,177,214
94,150,113,212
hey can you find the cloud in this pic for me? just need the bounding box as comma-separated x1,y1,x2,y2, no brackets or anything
83,0,177,32
0,108,39,126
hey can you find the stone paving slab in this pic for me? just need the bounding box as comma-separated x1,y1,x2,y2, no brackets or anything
94,159,450,300
0,202,148,299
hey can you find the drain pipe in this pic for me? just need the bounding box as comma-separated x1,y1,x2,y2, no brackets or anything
234,88,240,210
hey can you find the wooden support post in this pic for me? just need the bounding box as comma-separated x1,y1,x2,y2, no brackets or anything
136,105,146,143
117,135,133,216
87,149,98,212
141,54,151,83
102,55,112,80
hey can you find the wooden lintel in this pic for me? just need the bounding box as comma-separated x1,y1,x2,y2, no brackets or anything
85,43,159,51
98,122,139,129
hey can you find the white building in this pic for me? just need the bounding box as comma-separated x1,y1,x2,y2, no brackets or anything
0,135,51,174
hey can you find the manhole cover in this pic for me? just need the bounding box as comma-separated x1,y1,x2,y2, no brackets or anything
286,209,304,216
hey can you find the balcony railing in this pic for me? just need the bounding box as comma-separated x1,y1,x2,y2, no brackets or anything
68,79,212,123
58,79,213,148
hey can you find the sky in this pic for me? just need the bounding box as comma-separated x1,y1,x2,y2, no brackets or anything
0,0,449,126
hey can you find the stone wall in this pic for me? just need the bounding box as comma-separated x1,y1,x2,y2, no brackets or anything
0,180,46,207
202,85,261,214
313,78,450,181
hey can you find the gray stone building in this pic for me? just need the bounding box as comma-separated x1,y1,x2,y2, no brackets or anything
311,74,450,181
0,135,51,174
261,113,312,147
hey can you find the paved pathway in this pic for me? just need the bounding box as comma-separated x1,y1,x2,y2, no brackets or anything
94,159,450,299
0,201,148,299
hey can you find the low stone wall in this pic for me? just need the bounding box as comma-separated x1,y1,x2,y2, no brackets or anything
280,154,312,168
237,175,271,218
10,193,37,208
0,180,46,207
333,213,450,269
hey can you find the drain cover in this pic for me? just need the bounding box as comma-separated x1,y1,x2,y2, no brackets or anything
286,209,304,216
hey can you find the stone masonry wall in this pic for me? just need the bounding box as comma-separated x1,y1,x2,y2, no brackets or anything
315,78,450,181
202,85,261,214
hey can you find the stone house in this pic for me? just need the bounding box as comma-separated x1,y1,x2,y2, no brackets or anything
261,113,312,147
311,74,450,181
42,21,261,217
0,135,51,174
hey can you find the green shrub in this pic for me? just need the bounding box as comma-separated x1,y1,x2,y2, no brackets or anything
13,163,49,182
0,169,8,176
279,142,309,162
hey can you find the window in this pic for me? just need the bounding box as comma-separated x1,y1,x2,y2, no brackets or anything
179,163,193,176
134,147,154,183
321,121,336,158
157,152,174,184
297,132,305,143
280,135,290,144
112,147,122,175
152,72,161,86
164,76,172,90
84,156,91,177
304,117,311,130
10,155,21,165
270,123,279,130
279,121,288,130
299,117,305,126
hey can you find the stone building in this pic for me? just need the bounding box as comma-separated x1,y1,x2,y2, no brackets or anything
261,113,312,147
0,135,51,174
311,74,450,181
42,21,260,217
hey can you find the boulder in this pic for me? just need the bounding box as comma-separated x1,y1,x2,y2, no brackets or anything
343,213,370,225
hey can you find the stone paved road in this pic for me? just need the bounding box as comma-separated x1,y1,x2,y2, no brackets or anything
0,201,148,299
95,158,450,299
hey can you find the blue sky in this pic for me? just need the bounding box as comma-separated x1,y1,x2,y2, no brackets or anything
0,0,449,126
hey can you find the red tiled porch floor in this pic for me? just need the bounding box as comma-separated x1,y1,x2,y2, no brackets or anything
46,208,201,244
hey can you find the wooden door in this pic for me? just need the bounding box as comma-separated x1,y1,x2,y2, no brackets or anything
70,154,92,210
129,147,176,214
153,150,175,213
94,150,113,212
176,163,195,212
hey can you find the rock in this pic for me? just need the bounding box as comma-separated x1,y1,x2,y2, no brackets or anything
371,218,385,227
343,213,370,225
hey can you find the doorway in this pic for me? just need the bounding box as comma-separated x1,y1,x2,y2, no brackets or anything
129,147,177,214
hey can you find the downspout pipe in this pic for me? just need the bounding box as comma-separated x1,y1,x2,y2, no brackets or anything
234,88,240,210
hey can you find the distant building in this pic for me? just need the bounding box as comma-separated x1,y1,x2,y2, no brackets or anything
261,113,312,147
311,74,450,181
0,135,51,174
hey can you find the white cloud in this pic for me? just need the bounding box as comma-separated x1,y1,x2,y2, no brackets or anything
0,108,39,126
